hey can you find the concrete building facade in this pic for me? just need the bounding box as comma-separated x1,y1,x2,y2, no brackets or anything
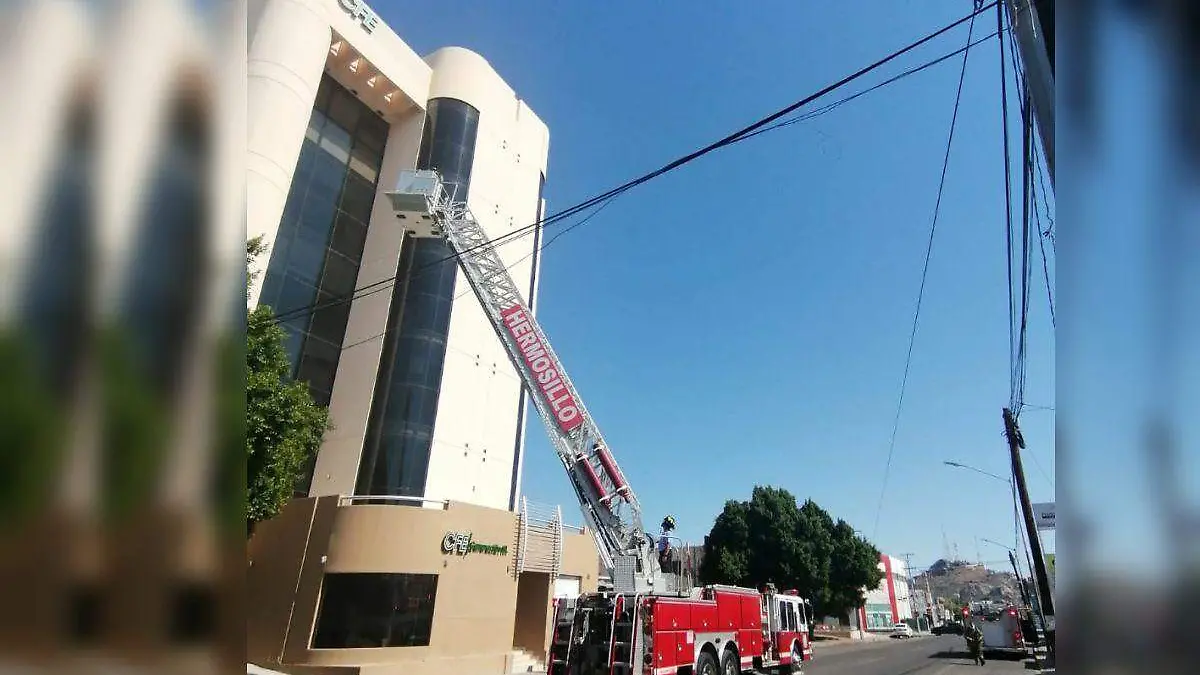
249,0,548,511
246,2,596,674
857,553,913,631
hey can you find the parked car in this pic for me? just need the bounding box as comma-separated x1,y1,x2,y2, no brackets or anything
933,622,964,635
892,623,914,638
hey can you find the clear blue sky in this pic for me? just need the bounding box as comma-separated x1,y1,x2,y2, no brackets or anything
378,0,1057,574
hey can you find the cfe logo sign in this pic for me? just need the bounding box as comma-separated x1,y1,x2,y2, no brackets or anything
442,531,509,557
339,0,381,33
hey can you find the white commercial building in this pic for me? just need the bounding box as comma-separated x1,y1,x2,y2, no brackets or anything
249,0,549,511
857,553,914,631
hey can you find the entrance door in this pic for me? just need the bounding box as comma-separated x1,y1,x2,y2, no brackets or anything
553,575,581,599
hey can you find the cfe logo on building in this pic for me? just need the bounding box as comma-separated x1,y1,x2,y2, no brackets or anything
339,0,381,33
442,531,509,557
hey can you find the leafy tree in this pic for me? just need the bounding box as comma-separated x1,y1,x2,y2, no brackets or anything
700,486,883,619
246,237,329,533
0,333,65,528
825,518,885,617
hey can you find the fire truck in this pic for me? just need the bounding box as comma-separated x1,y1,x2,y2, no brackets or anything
979,605,1028,657
387,170,814,674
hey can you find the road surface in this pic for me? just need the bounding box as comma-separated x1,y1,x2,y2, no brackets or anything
807,635,1033,675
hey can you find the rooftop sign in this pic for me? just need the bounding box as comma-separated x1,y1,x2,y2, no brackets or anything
339,0,381,33
1032,502,1055,530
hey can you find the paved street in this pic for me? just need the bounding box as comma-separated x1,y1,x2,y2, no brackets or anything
806,635,1035,675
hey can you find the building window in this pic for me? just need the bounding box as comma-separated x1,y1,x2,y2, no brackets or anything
865,603,893,629
311,573,439,649
357,98,480,498
258,75,389,494
259,74,388,407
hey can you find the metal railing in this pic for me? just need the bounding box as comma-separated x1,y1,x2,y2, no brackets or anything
337,495,450,508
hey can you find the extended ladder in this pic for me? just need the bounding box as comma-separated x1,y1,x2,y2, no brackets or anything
386,170,659,593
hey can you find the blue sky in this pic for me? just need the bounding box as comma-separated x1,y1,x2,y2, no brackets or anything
378,0,1057,575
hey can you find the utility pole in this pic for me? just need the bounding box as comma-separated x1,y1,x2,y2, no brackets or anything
900,553,918,628
924,574,936,626
1003,408,1055,617
1007,550,1031,609
1002,0,1055,188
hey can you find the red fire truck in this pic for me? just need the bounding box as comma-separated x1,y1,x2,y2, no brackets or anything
979,605,1027,657
548,584,813,675
388,171,815,674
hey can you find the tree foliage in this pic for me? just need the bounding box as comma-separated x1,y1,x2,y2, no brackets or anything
246,237,329,532
700,486,884,618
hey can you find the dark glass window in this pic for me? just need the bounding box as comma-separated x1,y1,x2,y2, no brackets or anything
21,103,91,396
258,74,390,493
120,97,206,395
330,212,368,261
357,99,480,498
311,573,438,649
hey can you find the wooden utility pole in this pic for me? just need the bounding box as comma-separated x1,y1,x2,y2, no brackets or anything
1002,0,1055,187
1003,407,1054,616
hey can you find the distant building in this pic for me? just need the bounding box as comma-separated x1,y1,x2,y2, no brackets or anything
856,553,913,631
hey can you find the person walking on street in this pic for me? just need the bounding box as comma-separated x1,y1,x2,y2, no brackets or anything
965,621,985,666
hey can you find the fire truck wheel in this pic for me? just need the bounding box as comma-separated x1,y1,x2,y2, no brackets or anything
719,649,739,675
695,650,719,675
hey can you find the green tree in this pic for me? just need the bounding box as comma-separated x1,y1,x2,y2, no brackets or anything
246,237,330,533
700,486,883,619
825,519,885,617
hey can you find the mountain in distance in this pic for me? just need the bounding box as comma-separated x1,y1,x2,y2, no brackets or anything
915,558,1023,608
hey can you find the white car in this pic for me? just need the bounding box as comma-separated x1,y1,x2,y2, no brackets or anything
892,623,914,638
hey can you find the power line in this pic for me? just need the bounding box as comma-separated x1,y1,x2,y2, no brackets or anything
1032,170,1055,328
338,197,620,352
1015,25,1036,416
1032,133,1055,252
871,7,982,540
736,31,1001,144
337,34,1007,356
1027,124,1055,329
266,2,1000,329
451,33,1004,306
997,0,1023,414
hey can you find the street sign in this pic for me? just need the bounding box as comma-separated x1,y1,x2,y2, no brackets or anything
1032,502,1055,530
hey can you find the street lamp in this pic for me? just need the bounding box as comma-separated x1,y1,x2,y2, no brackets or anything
943,461,1026,573
943,461,1013,486
980,537,1015,552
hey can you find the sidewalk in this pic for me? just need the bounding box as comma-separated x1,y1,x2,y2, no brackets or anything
811,630,917,651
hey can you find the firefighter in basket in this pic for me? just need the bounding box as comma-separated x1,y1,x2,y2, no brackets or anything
657,515,676,568
964,620,985,666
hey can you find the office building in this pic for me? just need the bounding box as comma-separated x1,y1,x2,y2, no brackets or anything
857,553,914,631
246,2,598,674
249,0,546,511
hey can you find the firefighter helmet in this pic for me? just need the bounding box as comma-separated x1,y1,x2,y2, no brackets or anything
661,515,676,532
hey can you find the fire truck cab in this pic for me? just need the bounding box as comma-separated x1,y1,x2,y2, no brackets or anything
761,586,814,670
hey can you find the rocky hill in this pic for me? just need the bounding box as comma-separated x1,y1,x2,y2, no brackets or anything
915,558,1023,608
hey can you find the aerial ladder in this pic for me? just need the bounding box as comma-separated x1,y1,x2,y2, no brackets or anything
386,170,670,596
